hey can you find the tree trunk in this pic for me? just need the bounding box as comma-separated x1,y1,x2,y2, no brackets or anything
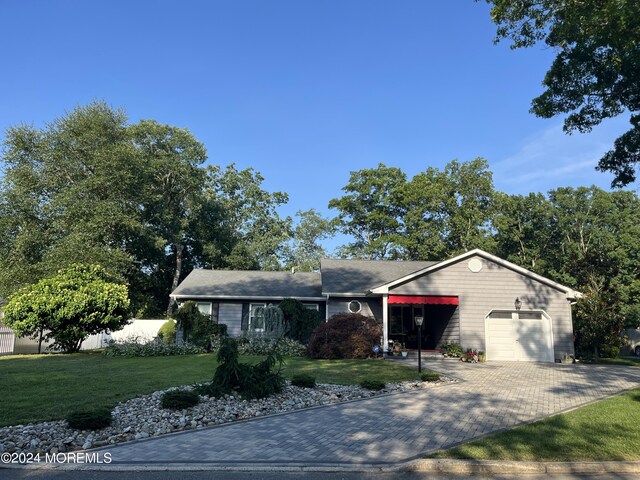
37,328,43,354
166,243,184,316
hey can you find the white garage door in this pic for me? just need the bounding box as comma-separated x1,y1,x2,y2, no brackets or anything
485,310,554,362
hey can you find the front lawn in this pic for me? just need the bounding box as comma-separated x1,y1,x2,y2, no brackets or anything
0,352,421,427
429,387,640,461
595,356,640,367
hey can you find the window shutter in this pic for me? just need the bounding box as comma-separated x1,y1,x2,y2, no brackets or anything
241,303,249,331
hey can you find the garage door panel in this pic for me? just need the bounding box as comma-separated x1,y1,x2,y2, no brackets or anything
486,312,554,363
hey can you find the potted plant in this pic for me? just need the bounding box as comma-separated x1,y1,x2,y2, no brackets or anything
401,344,408,358
560,352,573,364
393,341,402,355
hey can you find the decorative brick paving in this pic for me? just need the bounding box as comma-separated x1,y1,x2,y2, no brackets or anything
99,361,640,465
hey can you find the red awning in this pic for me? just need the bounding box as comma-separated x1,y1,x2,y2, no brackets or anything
388,295,458,305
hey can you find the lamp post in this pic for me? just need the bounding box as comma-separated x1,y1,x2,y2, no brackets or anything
415,315,424,373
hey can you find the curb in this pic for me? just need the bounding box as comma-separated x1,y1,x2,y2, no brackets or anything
398,459,640,475
4,459,640,474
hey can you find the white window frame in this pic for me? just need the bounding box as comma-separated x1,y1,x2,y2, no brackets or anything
249,303,266,332
196,302,212,319
302,303,319,311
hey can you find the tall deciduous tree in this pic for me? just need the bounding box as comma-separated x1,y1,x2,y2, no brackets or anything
484,0,640,186
286,209,337,272
493,192,555,272
0,102,141,299
574,275,625,359
207,164,292,270
130,120,225,315
329,164,406,259
386,158,495,260
0,103,259,316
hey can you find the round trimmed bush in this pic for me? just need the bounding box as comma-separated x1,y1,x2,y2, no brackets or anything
161,389,200,409
360,379,386,391
66,408,113,430
158,320,177,344
420,372,441,382
291,374,316,388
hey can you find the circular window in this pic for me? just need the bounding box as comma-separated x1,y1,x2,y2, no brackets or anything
348,300,362,313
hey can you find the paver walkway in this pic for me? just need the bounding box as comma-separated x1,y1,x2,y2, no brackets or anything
98,361,640,466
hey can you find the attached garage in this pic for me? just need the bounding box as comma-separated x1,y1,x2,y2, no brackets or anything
485,310,554,362
368,249,578,362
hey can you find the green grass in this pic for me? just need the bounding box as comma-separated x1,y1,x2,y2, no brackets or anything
281,357,422,385
595,356,640,367
0,353,421,427
429,387,640,461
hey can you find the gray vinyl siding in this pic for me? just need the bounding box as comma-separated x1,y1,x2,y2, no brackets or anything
440,307,460,344
219,303,243,337
390,255,574,359
327,297,382,320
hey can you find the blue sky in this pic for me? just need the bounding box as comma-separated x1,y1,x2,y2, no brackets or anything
0,0,632,251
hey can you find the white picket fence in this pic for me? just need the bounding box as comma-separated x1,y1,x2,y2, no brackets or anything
0,325,15,356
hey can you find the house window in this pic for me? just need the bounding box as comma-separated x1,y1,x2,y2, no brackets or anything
196,302,212,319
348,300,362,314
302,303,319,311
249,303,266,332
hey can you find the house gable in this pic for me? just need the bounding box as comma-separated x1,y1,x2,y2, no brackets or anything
369,249,579,298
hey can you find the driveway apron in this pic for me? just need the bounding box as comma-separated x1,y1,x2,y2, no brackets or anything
98,361,640,465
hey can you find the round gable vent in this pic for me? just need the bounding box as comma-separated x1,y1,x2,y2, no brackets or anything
468,258,483,273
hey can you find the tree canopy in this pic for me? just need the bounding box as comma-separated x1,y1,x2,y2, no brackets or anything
0,102,295,315
484,0,640,186
3,264,130,353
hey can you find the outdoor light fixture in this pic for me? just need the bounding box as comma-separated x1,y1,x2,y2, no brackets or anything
415,316,424,373
515,297,522,311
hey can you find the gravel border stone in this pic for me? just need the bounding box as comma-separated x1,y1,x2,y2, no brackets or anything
0,376,456,455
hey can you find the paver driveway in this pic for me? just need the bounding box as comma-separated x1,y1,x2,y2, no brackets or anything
99,360,640,466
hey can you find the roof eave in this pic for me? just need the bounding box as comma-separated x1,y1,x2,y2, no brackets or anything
322,292,370,297
371,249,577,295
171,294,326,301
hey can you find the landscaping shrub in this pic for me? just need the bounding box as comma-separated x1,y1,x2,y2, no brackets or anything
211,323,228,338
198,337,285,400
420,372,441,382
238,335,306,357
291,374,316,388
66,408,113,430
160,389,200,409
102,338,205,357
174,301,217,351
307,313,382,359
598,344,621,359
157,320,177,344
437,342,463,357
279,298,321,343
360,379,386,390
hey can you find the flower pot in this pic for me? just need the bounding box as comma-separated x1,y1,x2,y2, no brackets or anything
401,351,408,358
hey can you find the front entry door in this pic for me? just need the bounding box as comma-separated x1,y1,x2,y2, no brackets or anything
389,305,426,349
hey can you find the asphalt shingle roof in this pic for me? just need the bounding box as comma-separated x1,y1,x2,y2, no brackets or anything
171,269,323,298
320,259,438,295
